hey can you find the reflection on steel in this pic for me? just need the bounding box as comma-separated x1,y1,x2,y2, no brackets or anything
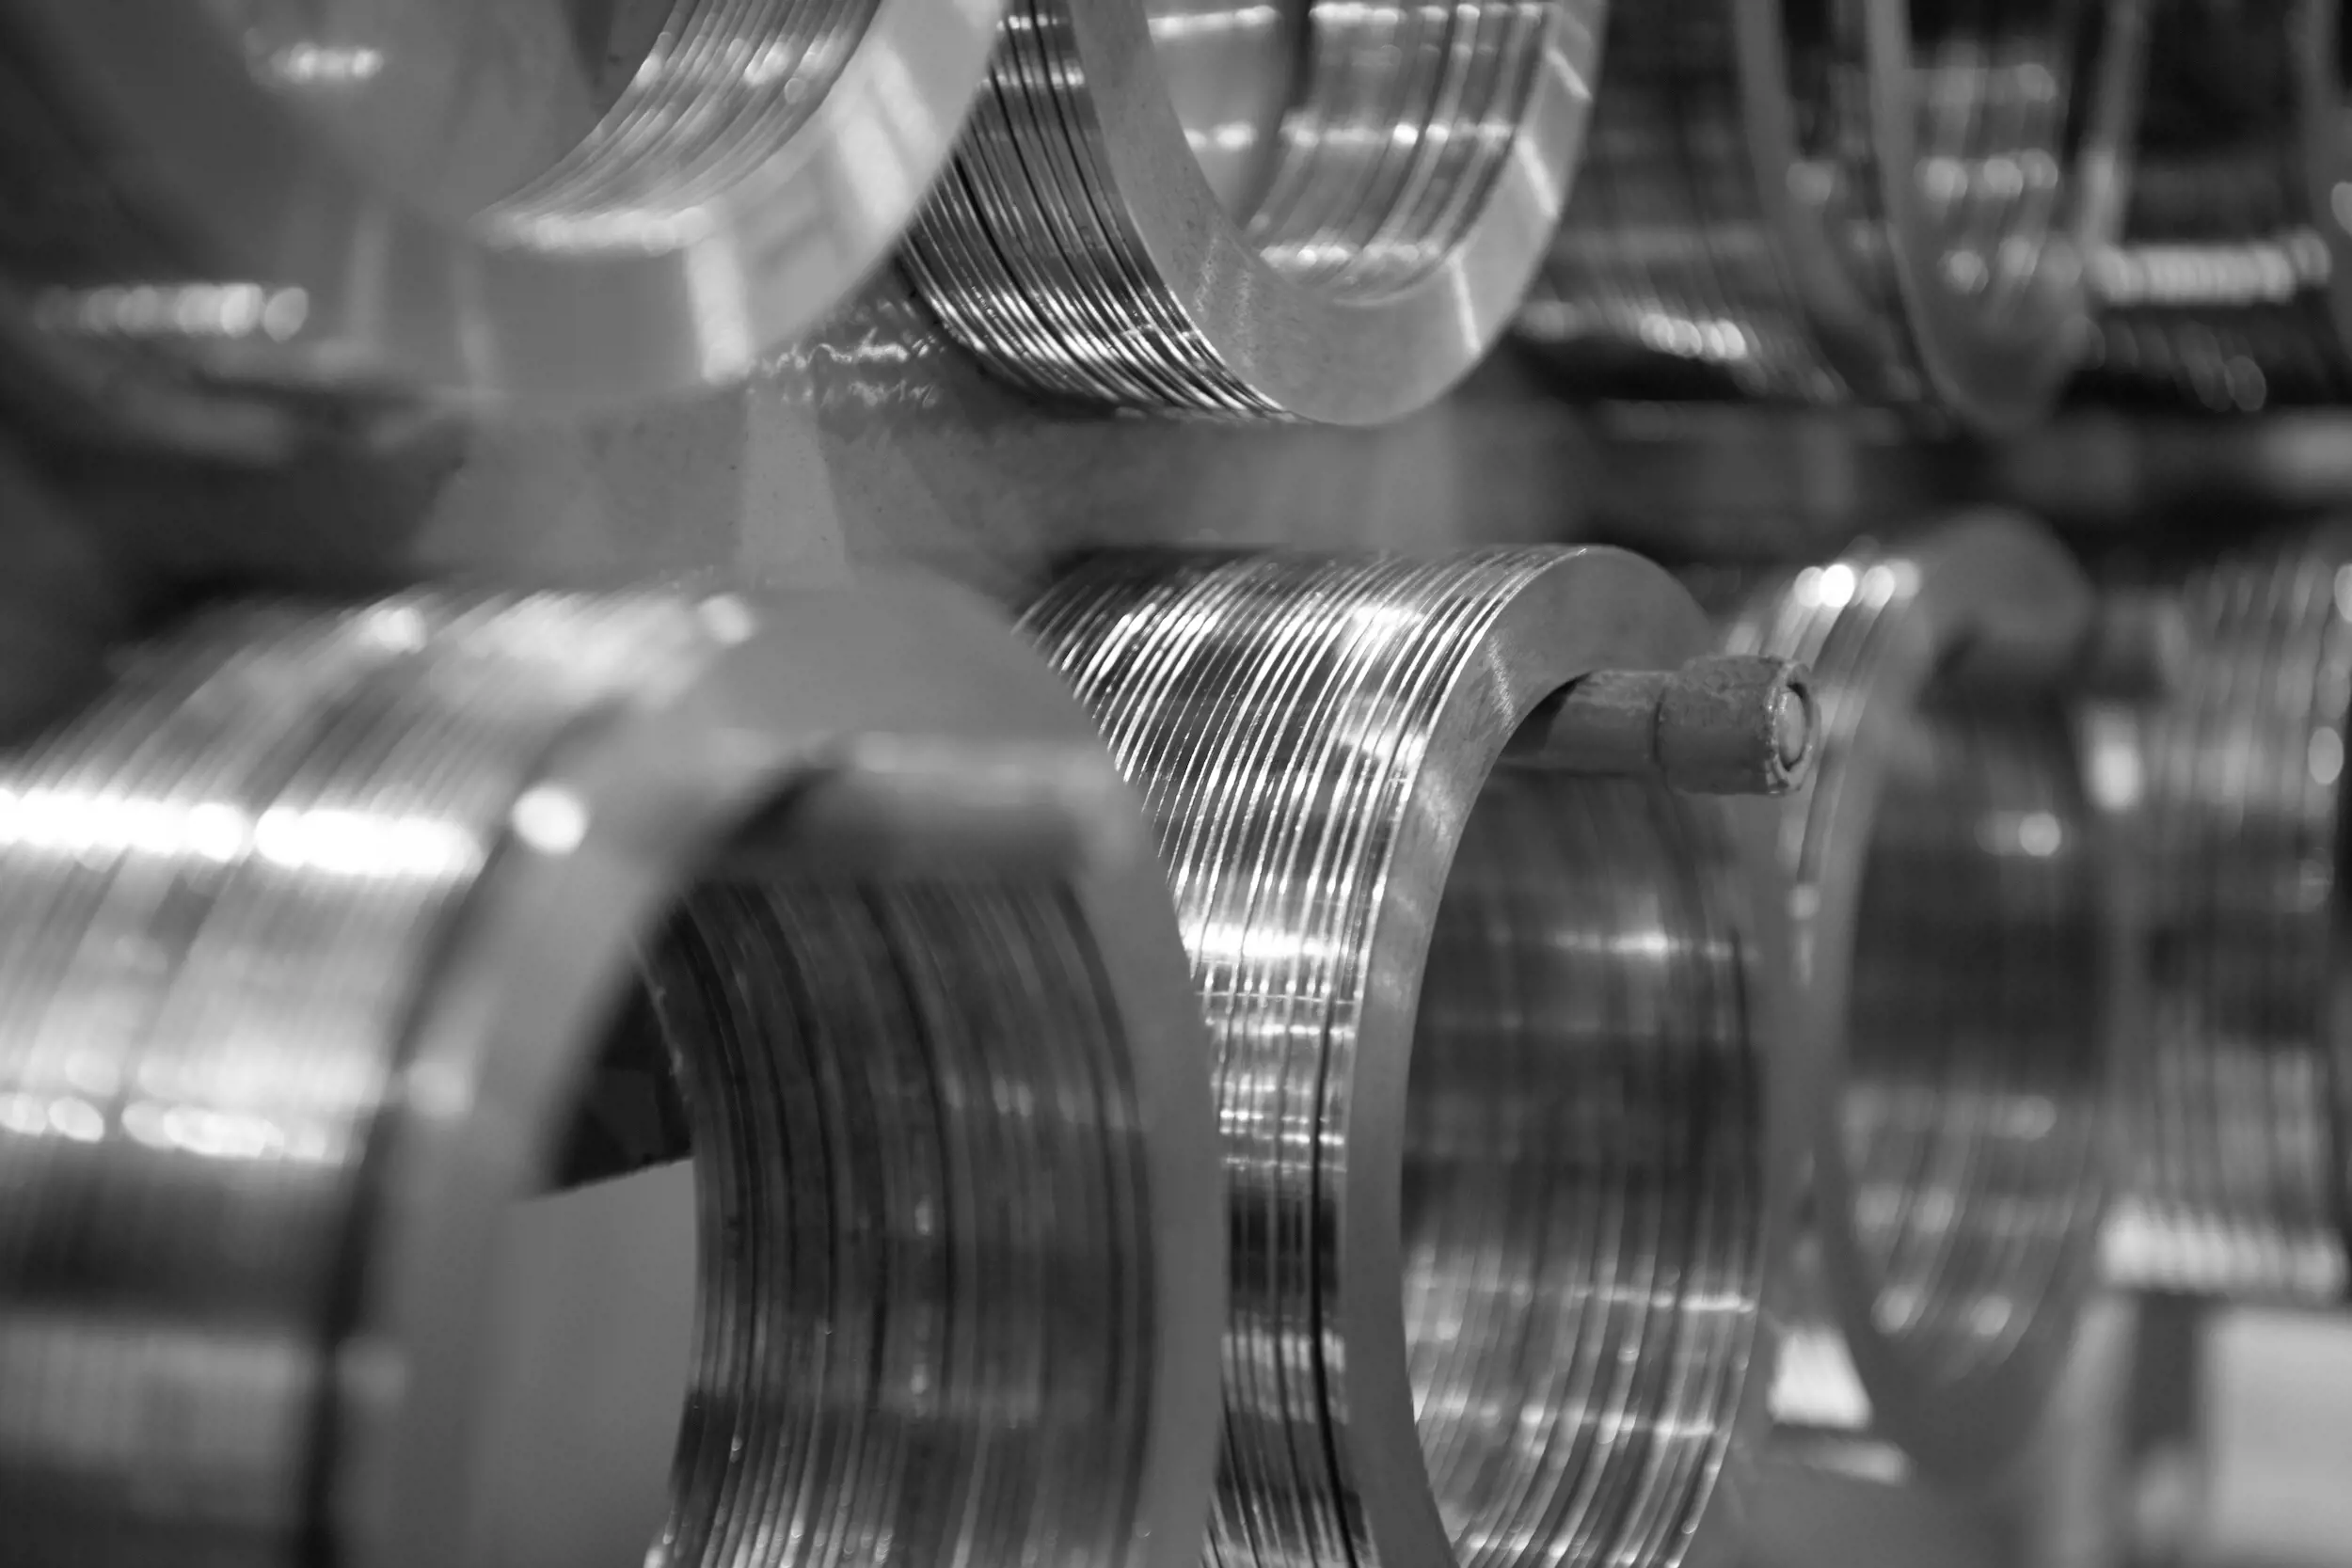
0,582,1222,1568
901,0,1600,422
2106,524,2352,1305
1729,514,2122,1481
2076,0,2352,408
1024,549,1787,1568
1520,0,2142,431
0,0,1002,447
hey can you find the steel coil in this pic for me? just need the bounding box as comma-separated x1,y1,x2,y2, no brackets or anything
2075,0,2352,408
1022,548,1788,1568
0,581,1222,1568
1727,514,2122,1480
0,0,1001,450
2106,523,2352,1304
898,0,1599,422
1520,0,2142,430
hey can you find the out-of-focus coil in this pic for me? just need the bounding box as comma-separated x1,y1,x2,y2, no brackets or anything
898,0,1599,422
0,582,1222,1568
2106,523,2352,1304
2074,0,2352,408
1728,514,2121,1480
1519,0,2142,430
0,0,1002,451
1022,548,1787,1568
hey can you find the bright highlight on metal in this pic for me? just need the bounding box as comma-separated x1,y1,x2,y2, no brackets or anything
901,0,1603,422
1728,513,2124,1481
0,582,1222,1568
2077,0,2352,408
0,0,1005,446
2106,523,2352,1305
1024,547,1787,1568
1520,0,2144,431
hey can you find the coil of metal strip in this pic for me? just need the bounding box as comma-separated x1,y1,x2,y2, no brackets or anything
2104,524,2352,1304
0,0,1001,450
1518,0,2142,430
1727,514,2123,1481
1021,548,1788,1568
898,0,1599,423
2074,0,2352,408
0,579,1222,1568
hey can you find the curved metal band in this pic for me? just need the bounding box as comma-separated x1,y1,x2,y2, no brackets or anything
1727,514,2123,1481
0,581,1221,1568
0,0,1001,448
2106,523,2352,1304
899,0,1599,422
1022,548,1789,1568
2077,0,2352,408
1521,0,2139,430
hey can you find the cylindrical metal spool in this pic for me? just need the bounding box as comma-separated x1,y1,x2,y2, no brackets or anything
2074,0,2352,408
1518,0,2142,430
1728,514,2123,1480
0,0,1002,452
2106,523,2352,1305
0,581,1222,1568
898,0,1599,422
1022,549,1790,1568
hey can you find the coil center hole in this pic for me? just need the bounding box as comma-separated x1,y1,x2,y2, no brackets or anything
1403,768,1763,1567
460,875,1150,1568
1143,0,1557,293
1150,0,1308,220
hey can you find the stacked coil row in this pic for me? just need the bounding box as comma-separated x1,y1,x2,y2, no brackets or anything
2106,523,2352,1304
3,517,2351,1565
12,0,2352,439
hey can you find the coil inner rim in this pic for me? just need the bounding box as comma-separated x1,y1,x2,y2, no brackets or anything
1405,763,1763,1568
528,875,1157,1568
481,0,882,239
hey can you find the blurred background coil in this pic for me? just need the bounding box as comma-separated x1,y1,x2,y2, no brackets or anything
2074,0,2352,409
0,0,1003,451
1023,548,1782,1568
898,0,1599,422
1728,514,2119,1480
0,580,1222,1568
1518,0,2142,430
2105,521,2352,1305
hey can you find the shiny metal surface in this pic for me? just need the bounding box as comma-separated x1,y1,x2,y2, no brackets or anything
1729,514,2122,1481
1023,549,1788,1568
0,0,1002,444
1520,0,2142,431
2075,0,2352,409
0,579,1223,1568
899,0,1601,422
2105,523,2352,1304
